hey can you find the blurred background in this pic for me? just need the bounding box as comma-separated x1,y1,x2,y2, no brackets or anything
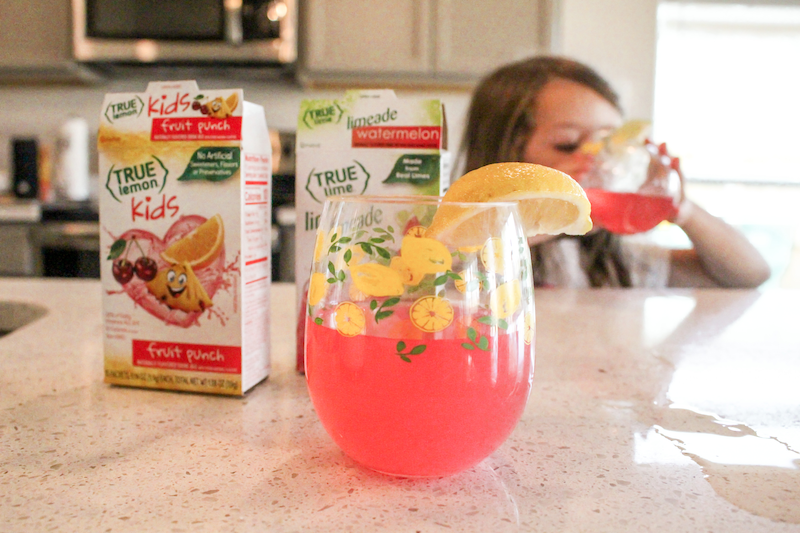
0,0,797,287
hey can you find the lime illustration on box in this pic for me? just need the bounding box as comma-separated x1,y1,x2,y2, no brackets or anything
99,80,272,395
294,90,451,372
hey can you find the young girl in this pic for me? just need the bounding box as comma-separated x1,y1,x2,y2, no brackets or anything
460,56,770,288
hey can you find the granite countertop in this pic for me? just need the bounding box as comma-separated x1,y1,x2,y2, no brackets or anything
1,279,799,532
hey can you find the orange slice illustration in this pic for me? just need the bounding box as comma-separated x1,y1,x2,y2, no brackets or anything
312,230,325,263
342,244,367,269
350,263,405,297
334,302,365,337
409,295,454,333
161,214,224,270
308,272,328,307
457,244,483,254
523,313,535,345
390,256,424,286
225,92,239,114
405,225,427,237
348,284,368,302
454,269,481,294
489,280,522,319
480,237,505,272
400,235,452,275
313,226,341,263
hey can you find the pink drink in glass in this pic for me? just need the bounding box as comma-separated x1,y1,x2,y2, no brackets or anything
305,303,533,477
584,188,678,234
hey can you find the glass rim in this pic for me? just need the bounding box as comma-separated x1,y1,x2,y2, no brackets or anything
323,194,519,209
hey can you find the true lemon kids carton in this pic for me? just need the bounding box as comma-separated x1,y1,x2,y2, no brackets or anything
294,90,451,372
99,80,272,395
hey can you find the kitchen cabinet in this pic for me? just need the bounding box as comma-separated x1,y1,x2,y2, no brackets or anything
300,0,551,85
0,224,40,276
0,201,41,276
0,0,98,83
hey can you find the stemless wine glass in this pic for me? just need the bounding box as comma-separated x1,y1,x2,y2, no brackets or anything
580,122,682,234
304,195,535,478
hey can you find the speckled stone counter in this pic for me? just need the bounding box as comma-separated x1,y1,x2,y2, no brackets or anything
1,279,799,532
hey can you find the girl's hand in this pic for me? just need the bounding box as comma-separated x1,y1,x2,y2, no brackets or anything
644,139,691,224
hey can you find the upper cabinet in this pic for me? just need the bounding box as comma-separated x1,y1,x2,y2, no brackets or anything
299,0,551,86
302,0,435,75
0,0,98,83
0,0,71,69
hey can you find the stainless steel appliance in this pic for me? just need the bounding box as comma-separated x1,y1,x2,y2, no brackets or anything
72,0,297,65
12,139,39,200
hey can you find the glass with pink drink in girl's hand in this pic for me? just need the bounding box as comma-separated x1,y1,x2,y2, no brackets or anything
580,120,681,234
304,163,593,477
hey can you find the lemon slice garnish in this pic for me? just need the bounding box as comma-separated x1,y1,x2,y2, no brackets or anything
426,162,592,247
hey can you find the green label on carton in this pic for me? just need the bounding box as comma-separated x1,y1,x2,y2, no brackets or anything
178,147,240,182
384,154,440,185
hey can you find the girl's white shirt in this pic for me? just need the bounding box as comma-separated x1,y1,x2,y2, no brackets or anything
537,236,671,288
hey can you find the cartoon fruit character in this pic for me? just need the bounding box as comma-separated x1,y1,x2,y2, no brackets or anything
146,261,213,313
109,215,228,328
202,93,239,119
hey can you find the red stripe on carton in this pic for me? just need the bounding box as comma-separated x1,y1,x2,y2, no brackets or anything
351,126,442,149
133,340,242,374
151,117,243,141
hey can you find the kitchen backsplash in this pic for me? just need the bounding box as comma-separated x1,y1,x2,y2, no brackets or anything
0,77,470,194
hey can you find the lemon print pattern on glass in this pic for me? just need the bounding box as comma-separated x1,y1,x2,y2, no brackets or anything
308,162,593,362
334,302,366,337
409,296,455,333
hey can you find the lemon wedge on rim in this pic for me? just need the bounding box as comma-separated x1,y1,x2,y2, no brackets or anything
425,162,592,246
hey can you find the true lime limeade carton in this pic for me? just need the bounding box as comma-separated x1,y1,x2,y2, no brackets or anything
99,80,272,395
295,90,451,372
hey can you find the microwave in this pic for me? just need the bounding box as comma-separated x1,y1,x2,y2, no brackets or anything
72,0,297,65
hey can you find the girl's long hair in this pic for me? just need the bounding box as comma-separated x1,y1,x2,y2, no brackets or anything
459,56,632,287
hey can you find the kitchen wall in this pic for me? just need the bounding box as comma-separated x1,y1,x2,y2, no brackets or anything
0,0,658,193
558,0,659,120
3,0,797,286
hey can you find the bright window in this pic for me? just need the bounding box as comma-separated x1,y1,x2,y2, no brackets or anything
653,2,800,185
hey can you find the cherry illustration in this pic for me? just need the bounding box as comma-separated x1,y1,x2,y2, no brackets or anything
134,256,158,281
129,237,158,281
113,258,134,284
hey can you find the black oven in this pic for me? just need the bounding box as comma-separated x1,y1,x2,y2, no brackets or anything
37,203,100,279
